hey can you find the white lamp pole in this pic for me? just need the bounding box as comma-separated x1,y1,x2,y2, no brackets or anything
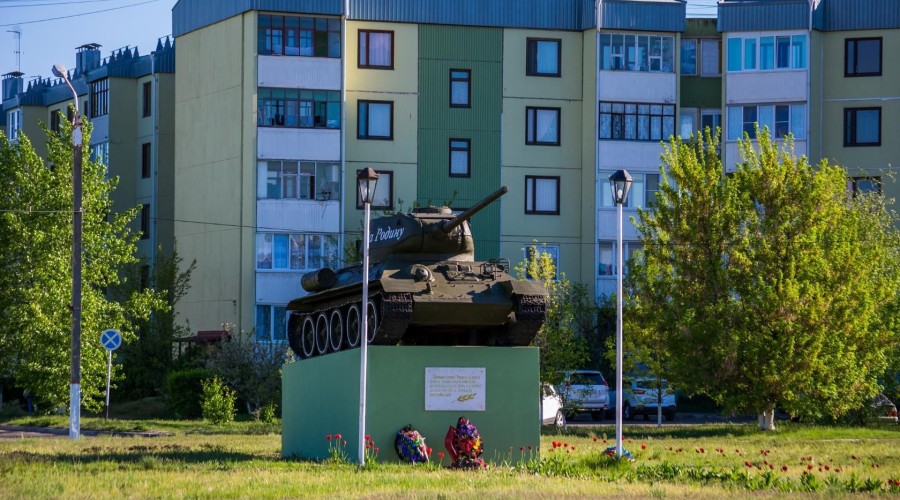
52,64,83,441
609,169,632,460
357,168,379,466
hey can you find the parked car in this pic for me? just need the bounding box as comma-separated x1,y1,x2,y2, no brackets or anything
609,377,676,421
556,370,610,421
541,383,566,427
871,394,898,423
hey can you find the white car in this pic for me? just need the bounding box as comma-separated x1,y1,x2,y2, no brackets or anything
541,383,566,427
557,370,610,421
609,377,676,421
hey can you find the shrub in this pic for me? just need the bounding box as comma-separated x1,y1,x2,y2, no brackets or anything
201,376,236,424
166,368,213,419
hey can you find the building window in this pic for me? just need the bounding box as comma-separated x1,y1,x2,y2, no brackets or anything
526,38,561,77
449,69,471,108
599,101,676,141
50,110,61,133
598,240,643,277
90,142,109,166
681,39,696,75
356,169,393,210
359,30,393,69
89,78,109,118
600,172,659,209
526,107,560,146
142,82,152,117
525,176,560,215
700,39,721,76
600,34,675,72
140,204,150,240
524,243,559,280
680,108,698,139
140,265,150,291
141,142,151,179
844,107,881,147
6,109,22,141
701,109,722,136
849,176,881,196
256,305,288,342
357,100,393,140
257,160,341,201
256,232,340,271
727,34,805,72
845,38,882,77
258,15,341,58
726,104,806,141
258,88,341,129
449,139,470,177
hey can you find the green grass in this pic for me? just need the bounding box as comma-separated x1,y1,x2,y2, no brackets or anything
1,422,898,498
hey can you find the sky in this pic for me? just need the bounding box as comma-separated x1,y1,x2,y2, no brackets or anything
0,0,720,83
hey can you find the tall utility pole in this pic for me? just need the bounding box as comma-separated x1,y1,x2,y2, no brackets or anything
52,64,83,440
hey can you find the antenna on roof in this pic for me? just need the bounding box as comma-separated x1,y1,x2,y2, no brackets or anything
6,26,21,72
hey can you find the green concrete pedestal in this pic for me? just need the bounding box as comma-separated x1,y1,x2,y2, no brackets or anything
282,346,539,464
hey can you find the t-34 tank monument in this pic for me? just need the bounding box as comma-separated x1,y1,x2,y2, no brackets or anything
286,186,548,359
282,186,548,464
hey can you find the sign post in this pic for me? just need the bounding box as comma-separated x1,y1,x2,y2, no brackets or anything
100,329,122,420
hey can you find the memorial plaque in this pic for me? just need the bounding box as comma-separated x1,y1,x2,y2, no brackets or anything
424,367,486,411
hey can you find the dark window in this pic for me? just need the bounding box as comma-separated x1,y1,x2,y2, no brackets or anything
258,15,341,58
359,30,394,69
525,176,560,215
357,100,393,140
449,139,470,177
845,38,882,77
526,107,560,146
142,82,152,117
844,107,881,147
140,265,150,291
140,204,150,240
526,38,561,77
742,106,758,138
599,101,676,141
449,69,471,108
141,142,151,179
50,110,61,133
850,176,881,196
257,88,341,129
89,78,109,118
356,169,393,210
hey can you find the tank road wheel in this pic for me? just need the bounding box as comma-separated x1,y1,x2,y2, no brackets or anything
329,309,344,352
301,316,316,359
345,304,361,348
366,300,379,343
287,313,303,358
315,312,330,355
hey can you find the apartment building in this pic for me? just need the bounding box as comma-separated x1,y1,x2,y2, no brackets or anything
1,41,176,277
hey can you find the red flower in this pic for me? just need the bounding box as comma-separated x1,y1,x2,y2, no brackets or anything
519,447,525,452
824,465,830,471
342,440,347,446
375,448,379,453
782,465,788,472
807,464,813,470
641,444,646,450
745,461,752,468
369,441,375,447
438,451,444,459
365,435,371,441
335,434,342,440
326,435,332,441
592,437,598,442
563,443,568,448
427,447,432,455
571,446,575,451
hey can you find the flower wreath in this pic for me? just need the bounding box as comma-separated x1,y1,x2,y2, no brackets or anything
394,425,430,463
444,416,486,469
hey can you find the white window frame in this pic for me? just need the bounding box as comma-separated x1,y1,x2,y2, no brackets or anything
598,240,643,277
6,109,22,141
727,34,806,73
255,232,340,272
255,304,288,342
599,171,659,209
700,39,721,76
726,103,806,141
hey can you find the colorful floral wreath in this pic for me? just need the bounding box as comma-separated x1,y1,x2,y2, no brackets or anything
444,416,486,469
394,425,430,463
603,446,634,461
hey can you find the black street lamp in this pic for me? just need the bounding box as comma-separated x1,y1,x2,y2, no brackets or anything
356,167,378,466
608,169,632,460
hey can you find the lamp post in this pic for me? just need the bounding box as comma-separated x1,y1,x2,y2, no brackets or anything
357,167,379,466
608,169,632,460
52,63,83,441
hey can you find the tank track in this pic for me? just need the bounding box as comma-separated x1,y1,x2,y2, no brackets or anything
502,293,548,345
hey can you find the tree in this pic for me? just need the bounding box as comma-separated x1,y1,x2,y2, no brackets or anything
517,244,591,385
629,129,900,430
113,246,196,400
0,119,165,413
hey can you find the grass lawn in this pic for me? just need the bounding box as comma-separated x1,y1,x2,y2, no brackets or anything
1,417,898,498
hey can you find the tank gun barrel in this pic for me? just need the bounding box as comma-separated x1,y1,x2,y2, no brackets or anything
441,186,508,234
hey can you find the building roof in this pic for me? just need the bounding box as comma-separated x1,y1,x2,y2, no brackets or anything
814,0,900,31
718,0,811,32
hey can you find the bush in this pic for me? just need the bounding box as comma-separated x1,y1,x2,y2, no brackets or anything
201,376,236,424
166,368,213,419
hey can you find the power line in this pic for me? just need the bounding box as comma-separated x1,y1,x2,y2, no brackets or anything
0,0,160,27
0,0,127,9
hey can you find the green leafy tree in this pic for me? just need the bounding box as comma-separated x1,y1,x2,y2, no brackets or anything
0,119,165,413
516,244,590,386
630,129,900,430
113,246,196,400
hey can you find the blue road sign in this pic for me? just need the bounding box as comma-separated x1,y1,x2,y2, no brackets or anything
100,329,122,351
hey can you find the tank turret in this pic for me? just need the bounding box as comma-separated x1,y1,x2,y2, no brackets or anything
286,186,547,360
